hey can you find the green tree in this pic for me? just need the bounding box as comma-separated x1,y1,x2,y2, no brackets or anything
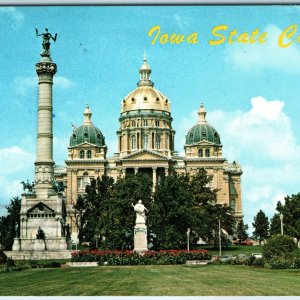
151,169,235,249
262,234,297,259
276,193,300,243
252,209,269,245
0,197,21,250
270,213,281,236
103,173,153,250
205,203,235,247
151,172,195,249
236,220,249,243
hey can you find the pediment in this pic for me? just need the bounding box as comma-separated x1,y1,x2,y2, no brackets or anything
69,142,97,148
27,202,55,214
121,149,169,161
195,140,214,146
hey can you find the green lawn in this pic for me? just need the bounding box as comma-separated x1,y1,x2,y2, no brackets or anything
199,245,263,256
0,264,299,296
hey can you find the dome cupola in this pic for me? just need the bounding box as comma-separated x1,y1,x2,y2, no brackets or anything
185,103,222,158
69,105,106,147
185,103,221,146
121,56,170,114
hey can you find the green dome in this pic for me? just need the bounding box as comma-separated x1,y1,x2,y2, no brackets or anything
185,103,221,146
185,123,221,145
69,105,106,147
70,124,105,147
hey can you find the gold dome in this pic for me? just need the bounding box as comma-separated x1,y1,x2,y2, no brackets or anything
121,58,171,113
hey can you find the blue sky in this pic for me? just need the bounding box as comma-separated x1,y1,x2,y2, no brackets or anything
1,5,300,234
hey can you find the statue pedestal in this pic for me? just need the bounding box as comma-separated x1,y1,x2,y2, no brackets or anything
34,239,46,251
12,238,20,251
134,224,148,253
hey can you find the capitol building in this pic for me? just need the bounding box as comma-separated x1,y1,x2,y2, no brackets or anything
54,57,243,234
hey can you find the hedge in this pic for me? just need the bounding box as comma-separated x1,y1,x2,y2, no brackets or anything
71,249,211,265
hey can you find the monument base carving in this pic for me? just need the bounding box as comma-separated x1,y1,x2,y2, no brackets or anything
134,224,148,253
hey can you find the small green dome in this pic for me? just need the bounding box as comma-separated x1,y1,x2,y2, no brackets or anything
69,105,106,147
185,123,221,145
70,124,105,147
185,103,221,145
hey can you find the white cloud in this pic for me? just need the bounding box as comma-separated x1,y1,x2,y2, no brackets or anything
226,24,300,73
54,76,75,89
0,146,34,175
14,75,74,96
14,77,36,96
177,96,300,232
0,7,24,24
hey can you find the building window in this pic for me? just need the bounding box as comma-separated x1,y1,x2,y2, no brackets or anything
143,97,148,101
131,135,137,150
143,134,148,148
77,178,83,189
198,149,203,157
132,121,136,127
155,120,160,127
80,150,85,159
155,134,161,149
87,150,92,159
143,119,148,126
205,149,210,157
83,175,90,188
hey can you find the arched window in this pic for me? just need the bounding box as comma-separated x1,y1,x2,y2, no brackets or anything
143,119,148,127
205,149,210,157
143,134,148,148
83,171,90,188
132,121,136,127
87,150,92,159
155,134,161,149
198,149,203,157
80,150,85,159
131,135,136,150
155,120,160,127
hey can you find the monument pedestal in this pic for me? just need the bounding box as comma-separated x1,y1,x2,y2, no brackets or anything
134,224,148,253
12,238,20,251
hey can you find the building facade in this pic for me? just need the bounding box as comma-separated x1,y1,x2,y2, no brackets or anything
55,58,243,237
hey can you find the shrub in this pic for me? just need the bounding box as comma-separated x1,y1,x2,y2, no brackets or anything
71,249,211,265
264,257,300,269
263,235,297,259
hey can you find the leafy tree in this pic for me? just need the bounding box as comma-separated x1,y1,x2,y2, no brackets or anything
276,193,300,243
236,220,249,243
151,172,195,249
0,197,21,250
73,175,115,244
252,209,269,245
270,213,281,236
151,169,235,249
263,234,297,259
102,173,153,250
205,203,235,247
76,173,153,249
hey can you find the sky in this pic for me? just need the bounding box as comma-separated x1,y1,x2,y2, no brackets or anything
1,5,300,234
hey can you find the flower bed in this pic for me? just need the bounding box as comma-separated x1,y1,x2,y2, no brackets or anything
71,249,211,265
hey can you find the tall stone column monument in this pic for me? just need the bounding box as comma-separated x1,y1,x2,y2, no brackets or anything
7,29,70,260
132,200,148,253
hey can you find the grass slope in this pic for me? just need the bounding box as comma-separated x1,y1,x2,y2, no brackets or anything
0,265,299,296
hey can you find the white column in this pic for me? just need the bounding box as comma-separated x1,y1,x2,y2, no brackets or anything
35,61,57,195
152,167,157,191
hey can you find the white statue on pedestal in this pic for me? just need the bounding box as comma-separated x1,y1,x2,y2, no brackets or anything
132,200,148,224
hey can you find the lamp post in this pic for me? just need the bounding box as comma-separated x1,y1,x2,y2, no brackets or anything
280,213,284,235
187,228,190,252
218,217,222,257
